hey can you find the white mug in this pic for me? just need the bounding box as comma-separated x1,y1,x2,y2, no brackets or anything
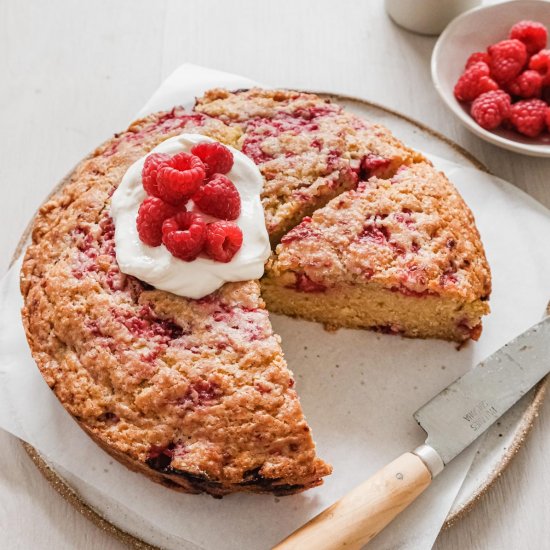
385,0,482,36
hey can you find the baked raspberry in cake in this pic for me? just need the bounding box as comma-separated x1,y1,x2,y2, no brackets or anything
20,107,330,496
262,163,491,342
196,88,425,243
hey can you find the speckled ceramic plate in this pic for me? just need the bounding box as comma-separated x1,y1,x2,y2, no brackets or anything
15,94,547,548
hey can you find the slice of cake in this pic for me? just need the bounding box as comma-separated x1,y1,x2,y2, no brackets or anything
21,108,330,496
196,88,425,243
262,162,491,342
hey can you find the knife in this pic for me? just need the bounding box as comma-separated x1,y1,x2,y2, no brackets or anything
274,317,550,550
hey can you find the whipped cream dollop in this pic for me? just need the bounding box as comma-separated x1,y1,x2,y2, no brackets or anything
111,133,271,299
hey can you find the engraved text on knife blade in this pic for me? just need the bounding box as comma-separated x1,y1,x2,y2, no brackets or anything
414,318,550,464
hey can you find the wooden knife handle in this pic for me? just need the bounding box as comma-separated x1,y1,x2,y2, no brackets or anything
273,452,433,550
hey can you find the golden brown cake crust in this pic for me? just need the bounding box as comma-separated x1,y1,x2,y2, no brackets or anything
196,88,425,243
20,107,331,497
267,162,491,301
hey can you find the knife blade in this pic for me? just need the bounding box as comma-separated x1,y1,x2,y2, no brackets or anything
415,316,550,466
274,317,550,550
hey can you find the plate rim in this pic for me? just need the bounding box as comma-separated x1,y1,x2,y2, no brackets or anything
12,91,547,547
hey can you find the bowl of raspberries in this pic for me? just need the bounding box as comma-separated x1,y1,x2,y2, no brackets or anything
432,0,550,157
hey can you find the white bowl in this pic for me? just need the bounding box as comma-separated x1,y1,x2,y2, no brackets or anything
432,0,550,157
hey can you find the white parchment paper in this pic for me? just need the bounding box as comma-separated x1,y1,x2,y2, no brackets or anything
1,64,550,550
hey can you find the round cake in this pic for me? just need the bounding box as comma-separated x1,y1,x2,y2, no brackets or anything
20,89,491,497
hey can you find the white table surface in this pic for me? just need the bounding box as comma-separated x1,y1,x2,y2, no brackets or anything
1,0,549,548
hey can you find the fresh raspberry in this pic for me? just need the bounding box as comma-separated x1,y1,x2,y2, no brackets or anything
141,153,171,197
454,62,499,102
510,99,548,137
136,197,179,247
465,52,490,68
204,221,243,263
507,69,543,98
488,39,528,85
509,20,548,56
161,212,206,261
192,174,241,220
157,152,206,205
470,90,511,130
529,49,550,86
190,141,234,177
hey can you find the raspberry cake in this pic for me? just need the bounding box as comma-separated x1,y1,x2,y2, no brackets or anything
20,88,491,498
262,163,491,341
196,88,425,243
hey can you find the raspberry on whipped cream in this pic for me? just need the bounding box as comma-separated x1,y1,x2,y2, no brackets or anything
111,134,271,299
155,152,206,204
192,173,241,221
191,141,234,177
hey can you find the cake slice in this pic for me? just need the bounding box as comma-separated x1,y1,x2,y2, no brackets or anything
20,108,330,496
196,88,425,243
262,163,491,342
